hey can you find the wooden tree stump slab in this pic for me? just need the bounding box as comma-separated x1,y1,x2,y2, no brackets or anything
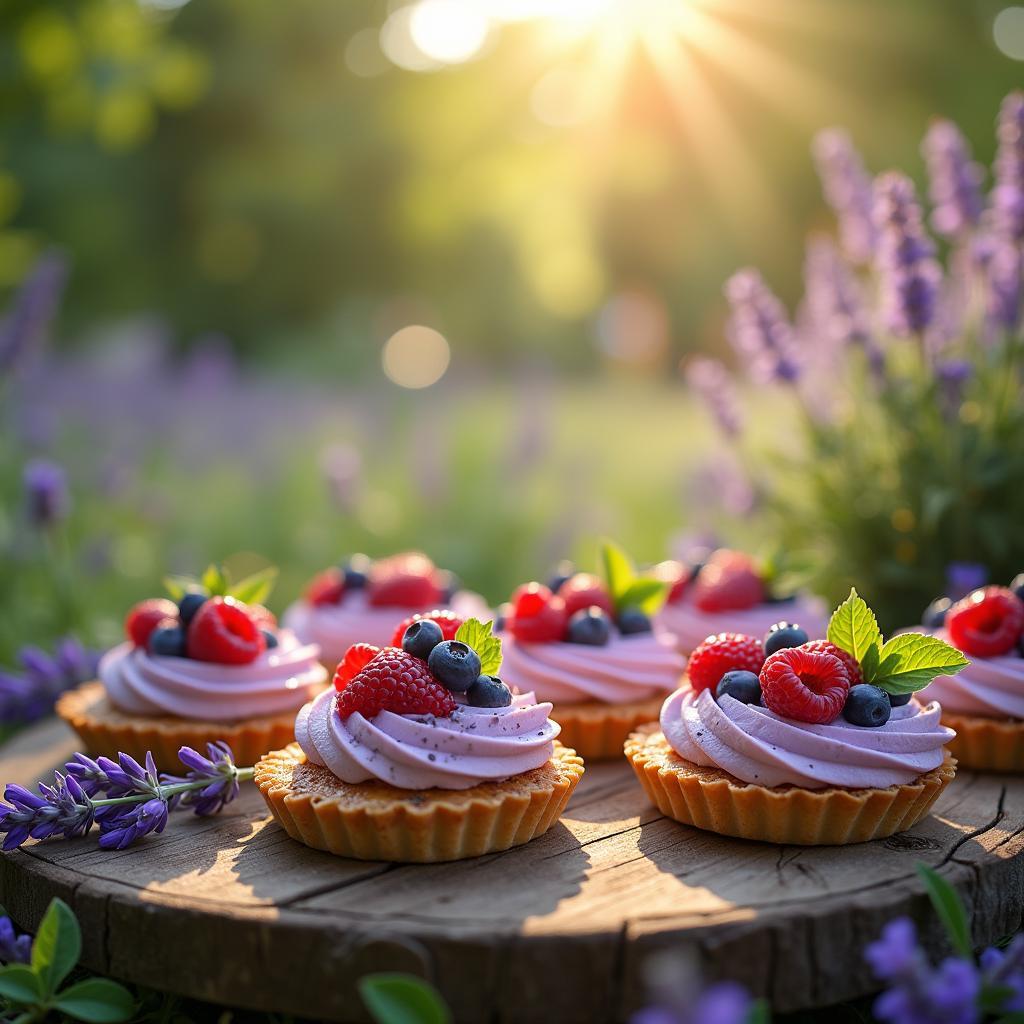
2,718,1024,1023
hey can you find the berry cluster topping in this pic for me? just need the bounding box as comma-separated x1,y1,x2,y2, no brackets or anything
940,584,1024,659
304,552,457,610
503,540,670,646
691,549,765,612
334,615,512,719
690,589,969,729
124,563,280,666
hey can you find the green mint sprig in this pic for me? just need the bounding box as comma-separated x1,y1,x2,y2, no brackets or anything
455,618,502,676
600,539,668,616
164,563,278,606
826,588,969,696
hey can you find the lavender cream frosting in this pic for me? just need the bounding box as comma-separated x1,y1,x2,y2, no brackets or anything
100,632,327,722
296,686,558,789
499,632,684,704
919,629,1024,719
660,686,953,789
283,590,490,667
657,596,828,655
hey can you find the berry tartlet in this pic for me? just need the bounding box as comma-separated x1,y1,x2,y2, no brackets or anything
283,552,488,669
497,542,686,761
57,565,327,769
627,590,965,845
255,614,584,862
654,548,828,655
918,581,1024,771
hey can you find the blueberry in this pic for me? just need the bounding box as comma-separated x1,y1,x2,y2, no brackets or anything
566,606,612,646
178,591,207,625
403,619,444,660
889,691,912,706
764,622,809,656
617,607,652,635
148,625,186,658
467,675,513,708
922,597,952,629
342,553,372,590
547,560,575,593
262,629,279,649
842,684,892,727
1011,573,1024,602
436,570,460,603
427,640,481,692
716,670,761,705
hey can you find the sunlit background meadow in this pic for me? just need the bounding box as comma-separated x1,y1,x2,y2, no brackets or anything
2,0,1024,701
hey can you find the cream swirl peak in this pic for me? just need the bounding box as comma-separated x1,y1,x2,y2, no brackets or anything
500,632,684,704
101,631,327,722
660,686,953,789
296,687,557,790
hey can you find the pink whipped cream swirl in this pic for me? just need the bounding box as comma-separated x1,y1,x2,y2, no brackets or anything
660,686,953,789
918,628,1024,718
296,687,558,790
283,590,490,668
657,595,829,655
100,631,327,722
499,632,684,704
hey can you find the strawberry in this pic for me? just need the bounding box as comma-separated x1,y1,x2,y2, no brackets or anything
760,647,850,724
946,586,1024,658
687,632,766,694
389,610,465,648
187,597,266,665
334,643,382,690
367,553,444,608
336,648,456,720
557,573,615,617
506,583,568,643
125,599,179,648
692,550,764,612
306,568,345,607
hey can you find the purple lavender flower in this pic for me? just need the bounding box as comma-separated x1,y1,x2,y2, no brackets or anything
163,742,243,816
94,752,162,803
812,128,876,264
873,172,942,337
946,562,988,600
0,773,94,850
22,458,70,528
981,233,1023,335
922,121,984,240
0,916,32,964
993,91,1024,242
936,360,972,417
0,638,100,726
980,935,1024,1011
63,753,109,797
97,797,169,850
631,981,753,1024
723,269,800,383
685,357,743,437
0,251,67,376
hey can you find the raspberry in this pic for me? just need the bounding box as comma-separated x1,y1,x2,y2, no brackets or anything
187,597,266,665
389,610,465,648
947,586,1024,658
801,639,863,685
334,643,382,690
306,568,345,607
688,633,766,694
760,647,851,724
692,550,764,612
367,553,444,608
336,648,456,720
125,599,179,648
557,573,614,617
506,583,568,643
653,560,688,604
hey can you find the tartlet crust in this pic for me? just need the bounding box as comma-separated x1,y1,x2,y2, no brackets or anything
941,711,1024,772
550,695,667,762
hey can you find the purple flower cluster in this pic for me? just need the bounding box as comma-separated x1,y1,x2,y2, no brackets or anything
993,92,1024,242
812,129,876,264
0,637,98,726
922,121,984,240
873,172,942,337
0,251,67,377
0,915,31,964
685,357,743,437
977,233,1023,335
23,458,70,529
0,743,251,852
723,269,800,384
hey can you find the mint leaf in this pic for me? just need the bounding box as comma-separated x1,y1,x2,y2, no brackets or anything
916,864,972,958
600,540,636,606
0,964,43,1005
618,578,669,616
202,564,229,596
827,588,882,665
53,979,136,1023
31,897,80,996
455,618,502,676
359,973,451,1024
229,566,278,606
163,576,191,601
871,633,969,694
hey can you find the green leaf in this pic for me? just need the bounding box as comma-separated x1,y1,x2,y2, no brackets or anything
53,978,136,1023
744,1000,771,1024
455,619,502,676
0,965,43,1005
872,633,970,694
600,539,636,607
162,576,191,601
358,974,451,1024
917,863,972,958
617,578,669,616
202,564,229,597
228,566,278,606
826,588,882,665
31,897,80,996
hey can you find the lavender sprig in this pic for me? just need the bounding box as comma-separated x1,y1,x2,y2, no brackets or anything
0,743,254,852
723,269,800,384
684,357,743,437
993,91,1024,243
0,914,32,964
922,120,984,240
812,128,876,264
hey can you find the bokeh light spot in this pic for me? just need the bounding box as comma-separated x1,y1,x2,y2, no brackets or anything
994,7,1024,59
409,0,490,63
380,7,443,72
382,325,451,388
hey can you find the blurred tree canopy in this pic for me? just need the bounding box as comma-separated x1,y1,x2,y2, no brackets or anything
1,0,1021,373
